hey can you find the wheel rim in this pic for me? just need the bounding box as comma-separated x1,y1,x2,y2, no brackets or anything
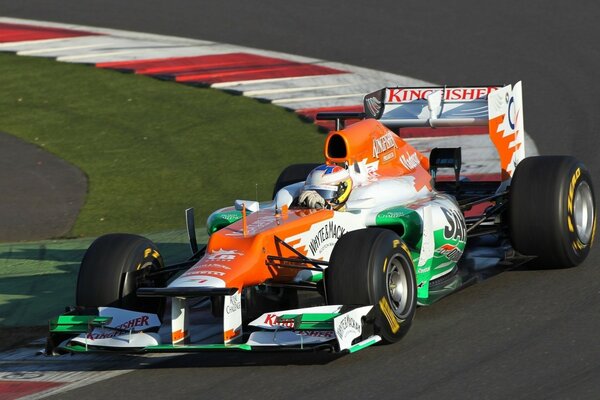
386,255,411,318
573,181,594,244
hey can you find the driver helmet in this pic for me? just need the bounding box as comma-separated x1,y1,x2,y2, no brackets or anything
304,164,353,209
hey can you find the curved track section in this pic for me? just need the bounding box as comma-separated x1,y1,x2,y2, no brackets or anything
0,17,533,181
0,2,598,399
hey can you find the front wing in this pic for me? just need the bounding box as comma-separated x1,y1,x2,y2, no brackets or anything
47,304,381,355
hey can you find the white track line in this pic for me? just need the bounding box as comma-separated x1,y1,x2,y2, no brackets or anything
18,42,111,55
57,50,131,61
243,83,350,96
0,37,71,49
212,75,339,89
272,93,364,104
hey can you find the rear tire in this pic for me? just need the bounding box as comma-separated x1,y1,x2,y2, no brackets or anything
272,163,320,198
76,233,165,315
509,156,596,267
326,228,417,343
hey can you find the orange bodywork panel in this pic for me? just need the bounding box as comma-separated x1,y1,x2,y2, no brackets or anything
181,208,333,290
325,118,431,191
489,114,523,181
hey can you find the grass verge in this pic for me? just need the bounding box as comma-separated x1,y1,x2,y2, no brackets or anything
0,230,209,328
0,52,324,237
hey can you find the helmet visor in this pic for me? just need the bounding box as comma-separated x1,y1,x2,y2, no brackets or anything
304,185,338,201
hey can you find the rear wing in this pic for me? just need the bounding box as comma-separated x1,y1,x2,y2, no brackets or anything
317,81,526,183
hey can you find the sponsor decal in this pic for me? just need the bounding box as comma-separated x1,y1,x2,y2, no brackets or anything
113,315,150,331
365,96,382,117
286,214,363,259
401,242,410,255
197,270,226,277
567,168,587,251
86,329,120,340
335,314,361,339
223,291,242,343
206,248,243,261
437,244,463,262
183,269,226,277
97,307,161,333
399,151,420,170
378,296,400,333
333,306,371,350
308,220,347,256
567,168,580,230
382,151,396,163
144,248,160,259
83,321,160,341
379,297,400,333
202,263,231,270
225,295,242,315
372,132,397,159
441,208,467,242
417,267,430,274
379,211,407,219
507,96,516,130
387,87,498,103
263,313,295,329
293,330,335,338
592,216,597,248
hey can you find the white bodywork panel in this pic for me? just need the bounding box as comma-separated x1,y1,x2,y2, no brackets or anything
223,290,243,343
334,306,372,351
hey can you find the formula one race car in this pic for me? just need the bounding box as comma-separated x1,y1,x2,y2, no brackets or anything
46,81,596,355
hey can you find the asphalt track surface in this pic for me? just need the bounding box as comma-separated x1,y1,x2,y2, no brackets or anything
1,1,599,399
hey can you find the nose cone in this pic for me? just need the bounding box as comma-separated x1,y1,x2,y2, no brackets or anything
169,208,334,290
170,246,262,290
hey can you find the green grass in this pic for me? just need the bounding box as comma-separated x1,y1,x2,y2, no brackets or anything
0,230,209,326
0,52,324,237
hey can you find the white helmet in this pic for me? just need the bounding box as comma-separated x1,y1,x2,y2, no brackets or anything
304,164,353,208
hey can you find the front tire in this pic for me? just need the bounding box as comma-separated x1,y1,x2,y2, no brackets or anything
326,228,417,343
509,156,596,267
76,233,165,315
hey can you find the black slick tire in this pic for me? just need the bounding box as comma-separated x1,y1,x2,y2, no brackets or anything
76,233,165,315
326,228,417,343
509,156,596,267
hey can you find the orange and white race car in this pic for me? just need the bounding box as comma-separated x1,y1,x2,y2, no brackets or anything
46,82,596,355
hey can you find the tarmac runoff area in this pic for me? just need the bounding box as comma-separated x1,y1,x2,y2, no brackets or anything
0,132,86,242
